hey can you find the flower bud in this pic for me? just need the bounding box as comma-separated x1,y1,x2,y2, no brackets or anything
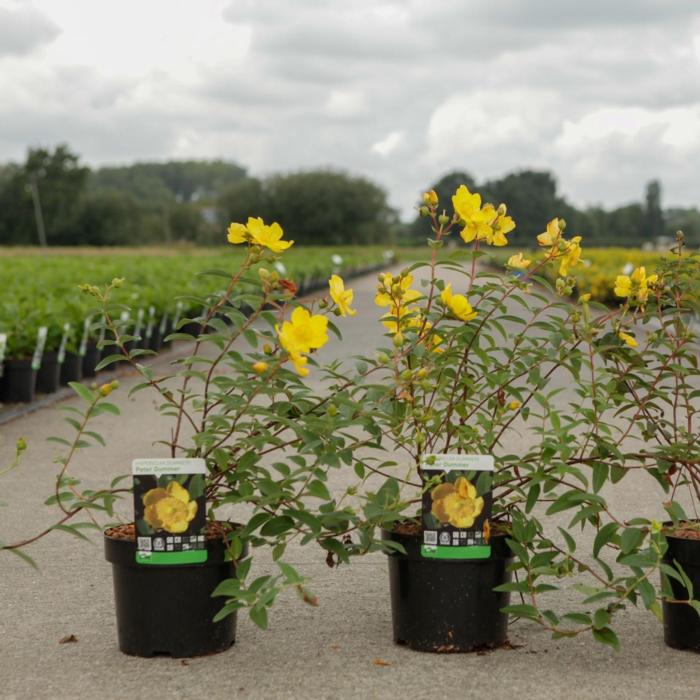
319,299,328,309
263,343,274,355
111,277,124,288
508,400,521,411
258,267,270,281
438,213,450,226
400,369,413,381
393,332,405,347
327,404,338,417
417,368,428,378
419,206,429,217
376,352,390,364
99,383,114,397
497,203,507,216
16,437,27,452
558,218,566,231
252,361,268,374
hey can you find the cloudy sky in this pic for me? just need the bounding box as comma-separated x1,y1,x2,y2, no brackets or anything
1,0,700,219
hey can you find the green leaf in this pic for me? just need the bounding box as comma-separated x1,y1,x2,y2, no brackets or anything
260,516,295,537
249,605,268,630
592,626,620,651
593,523,619,558
69,382,94,404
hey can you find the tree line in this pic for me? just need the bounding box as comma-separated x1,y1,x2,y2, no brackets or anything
0,144,697,247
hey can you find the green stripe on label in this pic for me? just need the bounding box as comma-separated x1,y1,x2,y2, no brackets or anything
421,545,491,560
136,550,207,565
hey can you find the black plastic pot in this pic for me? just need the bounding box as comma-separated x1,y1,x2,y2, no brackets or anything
0,358,37,403
662,527,700,653
382,528,513,652
104,528,246,657
147,328,162,352
82,342,101,377
60,352,83,385
36,351,61,394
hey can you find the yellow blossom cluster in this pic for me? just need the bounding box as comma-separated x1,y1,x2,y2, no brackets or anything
537,218,583,276
276,307,329,377
227,217,293,253
614,266,659,305
452,185,515,247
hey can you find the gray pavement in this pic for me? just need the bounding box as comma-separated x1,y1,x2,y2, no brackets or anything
1,266,699,700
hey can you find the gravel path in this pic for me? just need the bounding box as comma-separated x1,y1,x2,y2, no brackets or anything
0,265,698,700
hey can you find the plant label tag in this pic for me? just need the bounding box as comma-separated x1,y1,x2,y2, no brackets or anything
132,458,208,565
158,312,169,336
0,333,6,378
57,323,71,364
32,326,48,371
133,308,145,342
145,306,156,340
420,454,494,560
79,317,91,357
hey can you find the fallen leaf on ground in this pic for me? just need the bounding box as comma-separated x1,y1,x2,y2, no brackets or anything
330,645,340,651
372,658,392,667
59,634,78,644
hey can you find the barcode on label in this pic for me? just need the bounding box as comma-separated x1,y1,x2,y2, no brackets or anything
423,531,437,545
137,537,152,551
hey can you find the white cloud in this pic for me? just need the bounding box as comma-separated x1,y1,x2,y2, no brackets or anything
371,131,404,157
1,0,700,218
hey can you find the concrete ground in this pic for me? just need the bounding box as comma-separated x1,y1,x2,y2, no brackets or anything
1,265,699,700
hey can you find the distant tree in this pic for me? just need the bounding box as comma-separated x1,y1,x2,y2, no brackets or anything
606,204,646,247
91,160,247,204
0,144,88,245
222,170,397,245
665,207,700,247
481,170,561,246
643,180,664,242
72,189,146,245
217,178,271,229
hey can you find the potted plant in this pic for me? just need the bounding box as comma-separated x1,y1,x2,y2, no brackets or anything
340,186,696,653
1,218,370,657
0,304,44,404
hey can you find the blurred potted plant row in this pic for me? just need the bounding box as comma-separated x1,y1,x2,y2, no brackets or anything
0,246,390,404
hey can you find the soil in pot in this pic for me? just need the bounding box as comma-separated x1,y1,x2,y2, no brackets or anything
82,342,101,377
662,524,700,653
37,351,61,394
0,358,37,403
104,522,245,658
60,352,83,385
382,522,514,652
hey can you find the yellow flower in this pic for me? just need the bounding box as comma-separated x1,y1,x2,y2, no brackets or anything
579,293,591,303
277,307,328,376
423,189,438,206
508,400,521,410
440,283,477,322
537,218,563,248
246,217,293,253
430,477,484,529
277,307,328,353
143,481,198,534
490,211,515,246
329,275,356,317
252,361,268,374
452,184,482,222
226,217,293,252
227,222,248,244
507,253,531,270
619,331,638,348
558,236,582,276
614,275,632,298
375,273,416,307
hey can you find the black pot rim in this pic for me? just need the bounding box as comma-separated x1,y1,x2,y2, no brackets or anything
104,522,244,568
381,526,513,561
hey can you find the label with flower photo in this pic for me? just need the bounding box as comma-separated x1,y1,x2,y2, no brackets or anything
420,454,494,560
132,458,208,565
